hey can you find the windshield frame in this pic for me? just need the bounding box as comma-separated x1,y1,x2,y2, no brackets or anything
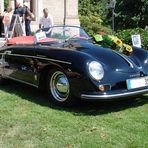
36,25,91,42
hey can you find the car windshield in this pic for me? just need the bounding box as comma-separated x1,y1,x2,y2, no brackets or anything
36,26,91,42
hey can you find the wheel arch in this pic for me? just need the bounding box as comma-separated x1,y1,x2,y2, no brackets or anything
38,63,69,90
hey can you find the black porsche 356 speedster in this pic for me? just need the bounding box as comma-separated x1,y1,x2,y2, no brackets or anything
0,26,148,106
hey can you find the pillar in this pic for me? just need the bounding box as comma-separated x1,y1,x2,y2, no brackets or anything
0,0,4,13
9,0,15,10
42,0,65,25
17,0,24,6
65,0,80,26
36,0,43,22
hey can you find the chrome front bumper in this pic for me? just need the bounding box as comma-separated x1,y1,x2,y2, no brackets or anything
81,87,148,100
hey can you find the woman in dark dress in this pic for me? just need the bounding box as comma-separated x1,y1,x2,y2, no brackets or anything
0,12,4,37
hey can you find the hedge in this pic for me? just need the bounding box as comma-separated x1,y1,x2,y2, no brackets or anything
116,28,148,50
79,15,112,36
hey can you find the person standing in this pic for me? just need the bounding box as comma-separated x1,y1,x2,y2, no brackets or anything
14,1,25,23
2,6,13,38
39,8,54,29
13,1,25,36
0,12,3,37
23,2,34,36
0,9,7,37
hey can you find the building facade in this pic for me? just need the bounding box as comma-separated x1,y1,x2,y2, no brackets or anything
0,0,80,31
0,0,4,13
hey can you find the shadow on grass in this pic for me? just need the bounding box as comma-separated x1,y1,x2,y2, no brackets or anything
0,81,147,115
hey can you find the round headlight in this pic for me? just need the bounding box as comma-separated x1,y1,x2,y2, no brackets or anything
88,61,104,81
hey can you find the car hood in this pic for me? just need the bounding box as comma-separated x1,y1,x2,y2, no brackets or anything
77,42,140,73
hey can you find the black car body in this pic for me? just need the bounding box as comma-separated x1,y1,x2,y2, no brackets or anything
0,26,148,106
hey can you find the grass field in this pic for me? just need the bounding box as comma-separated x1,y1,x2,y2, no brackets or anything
0,82,148,148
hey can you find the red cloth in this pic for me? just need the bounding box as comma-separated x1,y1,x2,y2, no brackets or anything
98,32,106,35
7,36,58,45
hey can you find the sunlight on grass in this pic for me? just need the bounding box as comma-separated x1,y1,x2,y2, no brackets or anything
0,84,148,147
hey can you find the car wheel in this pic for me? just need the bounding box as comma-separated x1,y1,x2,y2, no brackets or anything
46,68,77,106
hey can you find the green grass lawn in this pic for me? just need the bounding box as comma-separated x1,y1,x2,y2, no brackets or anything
0,82,148,148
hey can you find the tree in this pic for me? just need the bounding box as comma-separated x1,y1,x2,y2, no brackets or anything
4,0,8,8
114,0,148,30
79,0,148,32
79,0,112,35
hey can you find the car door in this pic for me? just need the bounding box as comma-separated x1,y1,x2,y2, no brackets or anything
4,45,39,87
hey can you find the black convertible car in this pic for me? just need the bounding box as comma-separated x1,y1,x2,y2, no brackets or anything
0,26,148,106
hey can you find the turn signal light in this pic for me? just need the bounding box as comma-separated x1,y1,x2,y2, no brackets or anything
98,84,111,92
99,85,105,92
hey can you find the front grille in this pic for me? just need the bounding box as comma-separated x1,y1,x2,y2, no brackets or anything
111,81,127,90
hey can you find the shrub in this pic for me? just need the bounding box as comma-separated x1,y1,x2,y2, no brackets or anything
116,28,148,50
79,15,112,36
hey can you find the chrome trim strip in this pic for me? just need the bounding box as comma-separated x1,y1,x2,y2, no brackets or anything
5,76,38,88
114,51,134,68
6,53,72,65
36,54,47,58
81,88,148,100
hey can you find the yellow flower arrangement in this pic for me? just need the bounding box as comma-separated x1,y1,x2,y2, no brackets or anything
94,33,133,55
108,35,123,47
122,44,133,53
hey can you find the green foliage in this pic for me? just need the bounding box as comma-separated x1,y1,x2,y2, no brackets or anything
79,0,100,16
0,83,148,147
79,0,148,33
80,15,110,35
114,0,148,30
79,0,109,20
116,28,148,50
4,0,8,8
79,0,112,35
80,15,112,35
97,0,110,24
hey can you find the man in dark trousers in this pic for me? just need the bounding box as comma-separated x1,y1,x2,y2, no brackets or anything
23,1,34,36
13,1,25,36
14,1,25,23
0,14,3,37
0,11,5,37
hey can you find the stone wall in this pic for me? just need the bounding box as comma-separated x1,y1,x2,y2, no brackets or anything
42,0,65,25
0,0,4,13
41,0,80,25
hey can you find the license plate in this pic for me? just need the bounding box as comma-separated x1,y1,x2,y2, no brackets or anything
127,76,148,90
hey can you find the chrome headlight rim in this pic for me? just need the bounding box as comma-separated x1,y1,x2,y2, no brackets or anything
88,61,104,81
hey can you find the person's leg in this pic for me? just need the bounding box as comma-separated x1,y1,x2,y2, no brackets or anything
19,16,25,36
28,20,31,36
0,26,2,37
4,25,7,38
0,16,2,37
7,24,10,38
25,20,31,36
4,24,10,39
25,20,27,36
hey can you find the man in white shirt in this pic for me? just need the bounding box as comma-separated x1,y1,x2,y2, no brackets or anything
39,8,54,29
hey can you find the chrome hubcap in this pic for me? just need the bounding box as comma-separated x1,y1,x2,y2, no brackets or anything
56,77,69,93
50,71,69,102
